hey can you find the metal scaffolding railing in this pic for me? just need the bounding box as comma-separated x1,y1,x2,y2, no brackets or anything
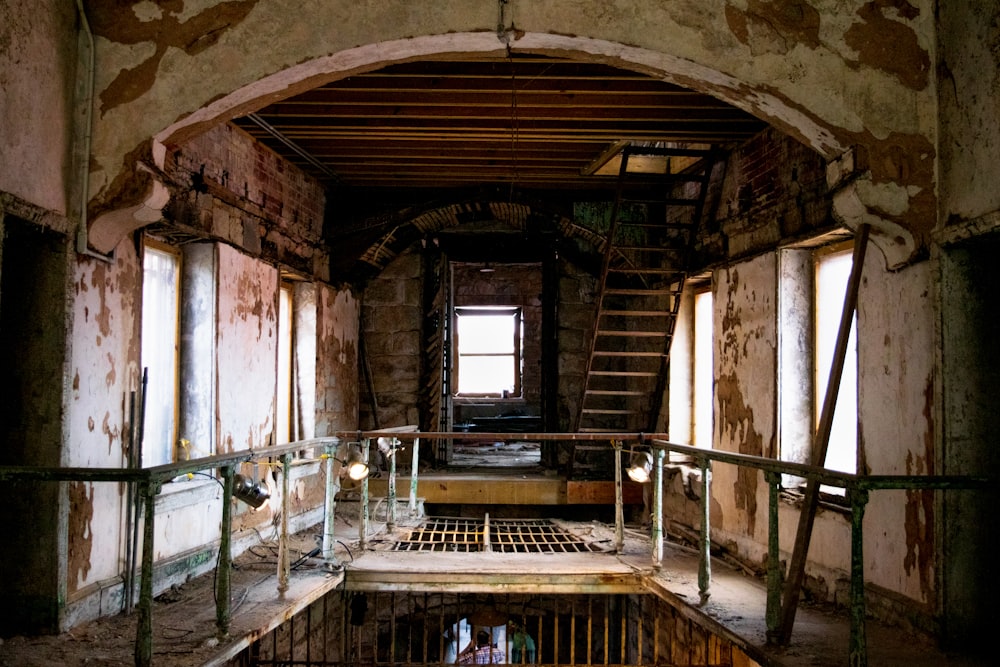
1,430,990,667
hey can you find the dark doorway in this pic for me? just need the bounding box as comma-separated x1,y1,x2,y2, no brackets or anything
0,217,70,636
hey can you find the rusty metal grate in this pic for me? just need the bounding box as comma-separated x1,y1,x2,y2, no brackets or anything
393,517,602,553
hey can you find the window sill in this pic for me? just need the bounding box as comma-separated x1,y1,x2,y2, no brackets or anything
779,488,852,515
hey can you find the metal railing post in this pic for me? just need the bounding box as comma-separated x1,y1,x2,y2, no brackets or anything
216,466,234,636
698,456,712,604
765,470,782,641
848,484,869,667
322,438,340,564
360,439,370,549
651,447,665,569
613,440,624,554
134,479,158,667
277,453,291,595
387,437,397,531
409,437,420,516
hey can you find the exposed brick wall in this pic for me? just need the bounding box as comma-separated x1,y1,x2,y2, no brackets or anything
165,123,329,280
697,127,836,264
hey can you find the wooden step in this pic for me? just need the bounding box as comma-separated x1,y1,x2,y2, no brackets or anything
595,329,667,337
589,370,658,377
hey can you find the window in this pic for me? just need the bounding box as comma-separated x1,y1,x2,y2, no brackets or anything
454,307,522,396
276,282,294,445
141,241,181,467
814,246,857,484
692,288,714,448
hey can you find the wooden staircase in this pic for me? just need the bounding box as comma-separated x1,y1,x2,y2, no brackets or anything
571,144,716,475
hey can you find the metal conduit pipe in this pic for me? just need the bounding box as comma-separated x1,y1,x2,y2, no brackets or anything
72,0,114,263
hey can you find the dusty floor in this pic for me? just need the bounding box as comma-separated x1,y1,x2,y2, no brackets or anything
0,510,989,667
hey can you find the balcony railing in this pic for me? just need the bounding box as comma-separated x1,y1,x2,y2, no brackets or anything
1,431,989,667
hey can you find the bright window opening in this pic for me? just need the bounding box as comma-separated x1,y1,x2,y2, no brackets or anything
141,241,181,467
276,283,293,445
693,289,714,448
815,247,858,492
455,307,522,396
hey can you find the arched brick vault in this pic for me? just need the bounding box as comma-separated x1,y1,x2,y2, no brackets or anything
85,1,937,268
349,200,607,279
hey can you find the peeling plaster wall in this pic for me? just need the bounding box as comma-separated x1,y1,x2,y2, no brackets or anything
65,239,141,595
712,256,776,552
217,243,278,451
315,283,359,436
81,0,939,248
857,254,935,607
667,241,939,614
0,0,76,214
938,0,1000,223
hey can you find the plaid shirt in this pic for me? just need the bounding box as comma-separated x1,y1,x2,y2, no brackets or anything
458,644,506,664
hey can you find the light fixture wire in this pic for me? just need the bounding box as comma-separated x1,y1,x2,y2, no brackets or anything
507,46,520,201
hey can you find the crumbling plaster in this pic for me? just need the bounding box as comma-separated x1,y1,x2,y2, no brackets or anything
216,243,278,452
78,0,938,266
315,284,360,436
66,238,141,592
714,257,776,544
857,252,936,603
0,0,77,215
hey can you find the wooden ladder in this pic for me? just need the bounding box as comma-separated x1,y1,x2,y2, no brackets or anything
571,145,716,476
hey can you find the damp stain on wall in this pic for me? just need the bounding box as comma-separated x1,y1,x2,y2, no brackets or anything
67,481,94,593
903,376,936,599
88,0,261,114
724,0,822,56
717,370,763,537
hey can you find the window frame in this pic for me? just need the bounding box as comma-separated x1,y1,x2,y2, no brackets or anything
452,306,523,398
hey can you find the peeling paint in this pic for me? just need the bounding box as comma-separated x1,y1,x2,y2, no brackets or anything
67,482,94,592
90,263,112,337
717,371,762,537
89,0,260,113
724,1,821,56
901,376,935,599
845,1,929,91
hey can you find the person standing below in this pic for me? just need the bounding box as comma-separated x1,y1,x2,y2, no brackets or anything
509,622,536,664
458,629,506,664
